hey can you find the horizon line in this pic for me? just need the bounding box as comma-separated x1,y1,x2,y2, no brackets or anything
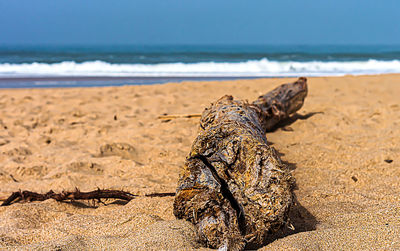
1,43,400,47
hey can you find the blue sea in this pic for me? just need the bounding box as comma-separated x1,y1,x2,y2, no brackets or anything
0,45,399,88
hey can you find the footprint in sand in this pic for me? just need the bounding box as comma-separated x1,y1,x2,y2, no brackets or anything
4,147,32,156
66,161,104,175
97,143,142,164
43,161,103,179
15,165,49,178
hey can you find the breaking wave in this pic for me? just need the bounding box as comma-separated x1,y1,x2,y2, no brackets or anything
0,58,399,77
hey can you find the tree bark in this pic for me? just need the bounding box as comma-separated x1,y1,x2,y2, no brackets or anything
173,78,307,250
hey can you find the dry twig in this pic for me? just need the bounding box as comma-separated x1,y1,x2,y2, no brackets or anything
0,189,175,206
158,114,201,120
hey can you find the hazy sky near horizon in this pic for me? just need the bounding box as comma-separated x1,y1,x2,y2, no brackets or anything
0,0,399,45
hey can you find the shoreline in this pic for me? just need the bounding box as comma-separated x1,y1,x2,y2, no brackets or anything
0,76,268,89
0,73,399,89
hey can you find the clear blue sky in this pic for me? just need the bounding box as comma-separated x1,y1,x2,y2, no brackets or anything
0,0,399,45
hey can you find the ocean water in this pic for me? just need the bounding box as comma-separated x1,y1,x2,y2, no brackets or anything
0,45,399,88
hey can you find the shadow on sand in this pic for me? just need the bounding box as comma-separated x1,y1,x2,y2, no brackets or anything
270,111,324,132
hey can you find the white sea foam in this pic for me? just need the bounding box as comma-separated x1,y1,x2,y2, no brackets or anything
0,58,399,77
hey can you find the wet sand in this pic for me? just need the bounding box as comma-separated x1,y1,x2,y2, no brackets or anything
0,74,399,250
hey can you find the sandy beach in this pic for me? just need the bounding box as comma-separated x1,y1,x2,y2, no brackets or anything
0,74,399,250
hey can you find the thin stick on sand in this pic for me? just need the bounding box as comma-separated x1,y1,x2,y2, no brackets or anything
0,189,176,206
158,114,202,120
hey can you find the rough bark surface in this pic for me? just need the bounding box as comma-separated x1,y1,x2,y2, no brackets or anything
173,78,308,250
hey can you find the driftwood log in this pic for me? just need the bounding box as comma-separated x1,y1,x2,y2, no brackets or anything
173,77,308,250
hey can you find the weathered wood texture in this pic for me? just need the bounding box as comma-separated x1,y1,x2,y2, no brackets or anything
173,78,308,250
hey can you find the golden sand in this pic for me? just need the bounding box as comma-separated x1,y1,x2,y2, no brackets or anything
0,75,399,250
